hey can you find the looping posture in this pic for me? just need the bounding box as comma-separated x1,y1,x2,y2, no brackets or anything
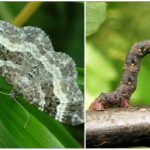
90,40,150,111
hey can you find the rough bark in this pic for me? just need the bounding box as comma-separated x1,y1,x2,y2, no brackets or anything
86,107,150,148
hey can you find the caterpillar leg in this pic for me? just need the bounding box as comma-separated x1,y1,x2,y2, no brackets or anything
121,98,129,108
89,99,104,111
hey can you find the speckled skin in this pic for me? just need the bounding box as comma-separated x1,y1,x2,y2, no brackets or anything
90,40,150,110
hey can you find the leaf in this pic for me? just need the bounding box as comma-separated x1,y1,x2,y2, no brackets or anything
86,2,107,37
0,77,81,148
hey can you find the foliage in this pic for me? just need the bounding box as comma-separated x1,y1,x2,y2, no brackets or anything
86,2,150,109
0,2,84,148
86,2,106,36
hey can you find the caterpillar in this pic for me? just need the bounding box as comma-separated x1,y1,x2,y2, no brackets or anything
90,40,150,111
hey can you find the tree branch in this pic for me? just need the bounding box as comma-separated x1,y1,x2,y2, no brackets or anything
86,107,150,148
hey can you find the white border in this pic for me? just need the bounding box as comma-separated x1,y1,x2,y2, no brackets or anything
0,0,149,1
84,1,86,148
1,0,150,1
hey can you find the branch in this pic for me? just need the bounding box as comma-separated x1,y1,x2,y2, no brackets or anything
86,107,150,148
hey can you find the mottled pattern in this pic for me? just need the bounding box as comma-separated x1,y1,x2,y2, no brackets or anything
0,21,83,125
90,40,150,110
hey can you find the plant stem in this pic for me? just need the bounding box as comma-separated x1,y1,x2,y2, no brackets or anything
12,2,42,27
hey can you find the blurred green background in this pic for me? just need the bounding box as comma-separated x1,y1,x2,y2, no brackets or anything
0,2,84,148
86,2,150,109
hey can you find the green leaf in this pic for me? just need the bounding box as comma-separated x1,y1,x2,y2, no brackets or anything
0,77,81,148
86,2,107,37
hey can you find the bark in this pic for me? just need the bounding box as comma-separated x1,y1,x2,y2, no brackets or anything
86,107,150,148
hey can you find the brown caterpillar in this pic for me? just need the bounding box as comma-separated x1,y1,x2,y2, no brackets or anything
90,40,150,111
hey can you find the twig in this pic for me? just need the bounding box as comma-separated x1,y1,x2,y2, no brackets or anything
86,107,150,148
